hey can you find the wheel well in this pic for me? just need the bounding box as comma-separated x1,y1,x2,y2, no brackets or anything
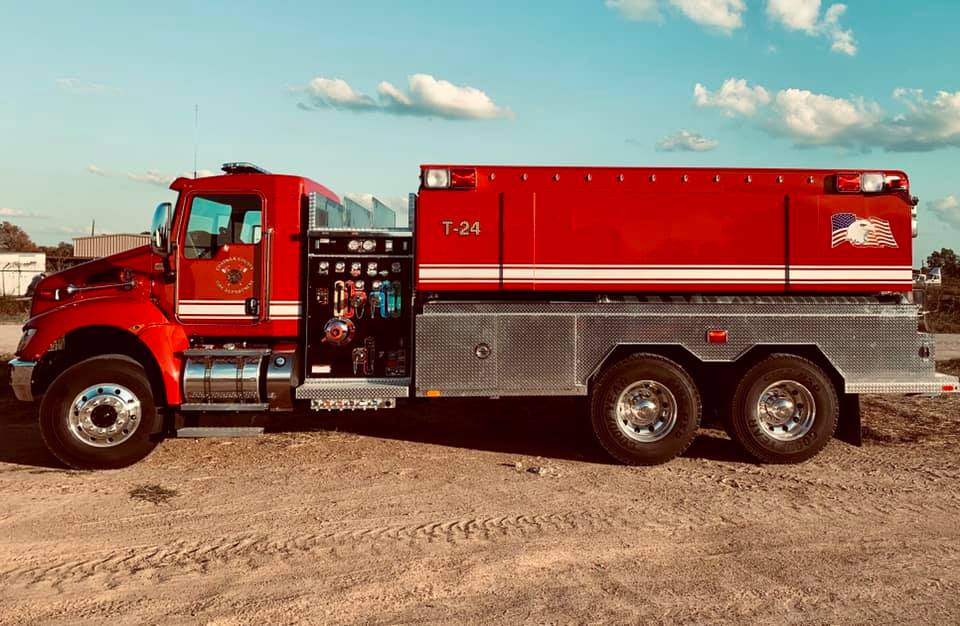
33,326,168,406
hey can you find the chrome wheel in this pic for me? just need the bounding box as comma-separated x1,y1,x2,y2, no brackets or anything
755,380,816,442
68,383,142,448
614,380,678,443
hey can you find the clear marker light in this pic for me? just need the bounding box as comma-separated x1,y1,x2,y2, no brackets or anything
424,168,450,189
861,172,885,193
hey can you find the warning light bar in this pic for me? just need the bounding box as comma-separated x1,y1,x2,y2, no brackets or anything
835,172,908,194
422,167,477,190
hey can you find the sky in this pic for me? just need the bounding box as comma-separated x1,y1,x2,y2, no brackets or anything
1,0,958,266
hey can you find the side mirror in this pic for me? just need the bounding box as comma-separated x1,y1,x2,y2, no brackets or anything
150,202,173,255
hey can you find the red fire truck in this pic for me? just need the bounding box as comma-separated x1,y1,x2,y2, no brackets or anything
9,163,957,469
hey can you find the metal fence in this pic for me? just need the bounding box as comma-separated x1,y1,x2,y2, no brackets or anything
0,254,45,297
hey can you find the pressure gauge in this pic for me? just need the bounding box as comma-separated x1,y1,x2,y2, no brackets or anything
362,239,376,252
347,239,361,252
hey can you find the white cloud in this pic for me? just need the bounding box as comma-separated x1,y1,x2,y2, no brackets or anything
605,0,662,22
297,74,511,120
0,208,45,219
694,79,960,152
773,88,880,145
303,77,377,111
56,78,115,94
766,0,857,56
607,0,745,32
694,78,771,117
766,0,820,31
822,4,856,55
87,164,110,176
88,164,218,187
655,130,719,152
927,196,960,228
884,89,960,152
127,169,218,187
669,0,745,33
127,171,175,187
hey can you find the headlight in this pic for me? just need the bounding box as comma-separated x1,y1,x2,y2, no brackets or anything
16,328,36,355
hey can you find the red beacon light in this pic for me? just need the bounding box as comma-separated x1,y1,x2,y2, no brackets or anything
423,167,477,190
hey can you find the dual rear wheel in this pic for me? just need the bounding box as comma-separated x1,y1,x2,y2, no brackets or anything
590,353,838,465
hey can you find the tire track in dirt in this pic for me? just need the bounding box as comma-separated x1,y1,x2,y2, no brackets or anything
1,509,627,589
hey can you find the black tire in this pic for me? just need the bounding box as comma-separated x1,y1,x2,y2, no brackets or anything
39,355,162,470
590,354,701,465
729,354,838,464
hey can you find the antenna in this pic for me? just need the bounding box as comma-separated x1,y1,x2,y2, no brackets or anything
193,104,199,179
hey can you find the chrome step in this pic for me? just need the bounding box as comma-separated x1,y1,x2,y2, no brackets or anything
295,377,410,400
179,403,270,412
176,427,265,438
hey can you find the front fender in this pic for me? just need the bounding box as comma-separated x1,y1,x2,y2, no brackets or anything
20,297,189,405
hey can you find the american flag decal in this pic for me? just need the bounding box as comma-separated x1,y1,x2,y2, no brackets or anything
831,213,898,249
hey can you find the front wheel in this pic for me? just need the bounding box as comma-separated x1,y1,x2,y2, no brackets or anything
40,355,162,469
590,354,701,465
729,354,838,464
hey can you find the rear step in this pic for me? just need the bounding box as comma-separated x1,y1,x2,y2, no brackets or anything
176,427,265,438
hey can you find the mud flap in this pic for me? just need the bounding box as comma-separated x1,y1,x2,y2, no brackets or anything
835,393,862,446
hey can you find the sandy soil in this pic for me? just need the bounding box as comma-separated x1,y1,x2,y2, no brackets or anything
1,361,959,624
937,333,960,359
0,325,21,355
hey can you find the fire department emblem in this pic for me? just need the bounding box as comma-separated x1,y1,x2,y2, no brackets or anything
215,257,254,294
831,213,898,249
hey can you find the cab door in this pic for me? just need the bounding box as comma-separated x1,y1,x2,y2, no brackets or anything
175,192,264,324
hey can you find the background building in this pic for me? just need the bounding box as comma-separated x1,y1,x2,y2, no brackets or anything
73,234,150,259
0,252,45,296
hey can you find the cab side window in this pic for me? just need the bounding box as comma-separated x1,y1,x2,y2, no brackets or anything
183,195,262,260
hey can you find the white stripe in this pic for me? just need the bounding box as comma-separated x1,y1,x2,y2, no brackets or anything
420,264,911,270
179,299,301,304
269,305,301,316
419,268,500,279
419,264,912,283
178,304,247,315
791,269,912,280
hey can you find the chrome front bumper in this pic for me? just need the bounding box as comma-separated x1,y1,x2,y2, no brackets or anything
8,358,36,402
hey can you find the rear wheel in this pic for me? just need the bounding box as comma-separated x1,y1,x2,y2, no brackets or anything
40,355,162,469
590,354,701,465
729,354,838,464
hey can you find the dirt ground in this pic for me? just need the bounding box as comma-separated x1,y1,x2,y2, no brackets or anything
1,362,959,625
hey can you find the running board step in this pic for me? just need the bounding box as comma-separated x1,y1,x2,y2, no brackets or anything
176,427,265,438
295,378,410,400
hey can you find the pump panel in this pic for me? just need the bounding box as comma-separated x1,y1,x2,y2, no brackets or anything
304,230,413,380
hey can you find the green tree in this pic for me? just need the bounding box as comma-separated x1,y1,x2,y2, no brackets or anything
0,221,38,252
39,241,75,272
926,248,958,278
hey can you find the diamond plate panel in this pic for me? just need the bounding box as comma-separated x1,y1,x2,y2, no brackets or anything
415,299,951,396
496,315,577,392
295,378,409,400
415,314,497,393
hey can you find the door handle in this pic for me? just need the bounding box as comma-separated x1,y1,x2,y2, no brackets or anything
245,297,260,316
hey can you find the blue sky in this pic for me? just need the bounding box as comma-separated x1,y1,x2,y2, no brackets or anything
1,0,958,265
